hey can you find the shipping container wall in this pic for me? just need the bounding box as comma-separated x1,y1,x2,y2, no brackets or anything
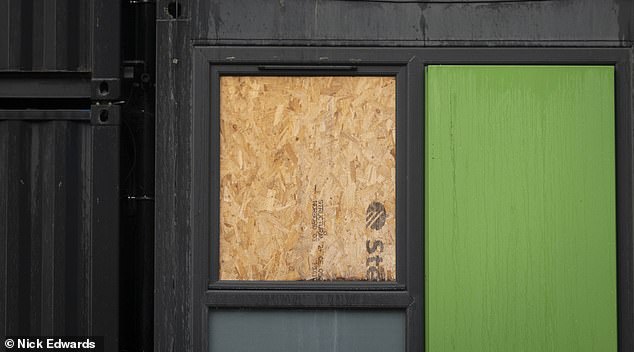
0,0,121,350
0,119,119,351
0,0,91,72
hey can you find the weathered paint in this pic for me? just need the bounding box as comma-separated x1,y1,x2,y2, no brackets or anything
425,66,617,352
157,0,634,351
191,0,631,45
0,119,119,350
0,0,91,71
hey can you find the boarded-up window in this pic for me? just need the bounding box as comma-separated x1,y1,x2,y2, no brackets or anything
219,76,396,281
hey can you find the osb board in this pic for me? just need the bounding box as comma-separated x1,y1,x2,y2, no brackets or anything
219,76,396,281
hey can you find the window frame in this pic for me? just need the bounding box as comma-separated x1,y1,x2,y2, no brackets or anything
208,65,409,289
191,47,633,352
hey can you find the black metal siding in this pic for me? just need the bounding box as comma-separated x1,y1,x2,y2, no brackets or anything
189,0,634,45
0,0,121,350
0,119,119,350
0,0,91,72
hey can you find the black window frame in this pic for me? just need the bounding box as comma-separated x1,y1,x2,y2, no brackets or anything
190,47,633,352
206,64,409,290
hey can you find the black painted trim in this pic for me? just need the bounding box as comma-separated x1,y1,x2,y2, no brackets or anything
91,0,121,100
204,291,413,308
0,73,91,99
90,124,120,352
205,64,409,291
0,110,90,121
193,48,421,352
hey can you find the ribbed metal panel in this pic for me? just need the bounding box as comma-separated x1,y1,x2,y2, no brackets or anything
0,0,91,72
1,120,92,335
0,0,120,349
0,119,119,349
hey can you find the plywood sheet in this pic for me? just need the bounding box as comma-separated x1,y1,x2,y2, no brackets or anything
219,76,396,281
425,66,617,351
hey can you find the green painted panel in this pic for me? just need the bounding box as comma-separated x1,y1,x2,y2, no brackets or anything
425,66,617,352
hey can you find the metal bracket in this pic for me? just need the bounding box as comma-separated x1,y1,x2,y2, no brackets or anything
91,103,121,126
92,78,122,100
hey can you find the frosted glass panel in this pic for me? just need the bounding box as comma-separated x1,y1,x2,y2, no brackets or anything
208,309,405,352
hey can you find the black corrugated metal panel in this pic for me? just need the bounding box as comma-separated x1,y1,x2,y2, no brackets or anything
0,0,91,72
0,0,121,350
0,118,119,350
0,0,121,99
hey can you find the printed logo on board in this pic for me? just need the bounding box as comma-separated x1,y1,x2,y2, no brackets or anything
366,201,386,230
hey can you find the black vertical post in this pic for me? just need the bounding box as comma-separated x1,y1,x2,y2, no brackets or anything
120,1,156,351
91,0,121,350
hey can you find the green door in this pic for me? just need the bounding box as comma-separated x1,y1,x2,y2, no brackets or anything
425,66,617,352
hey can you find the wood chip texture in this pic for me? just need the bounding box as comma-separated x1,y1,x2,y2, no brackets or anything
219,76,396,281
